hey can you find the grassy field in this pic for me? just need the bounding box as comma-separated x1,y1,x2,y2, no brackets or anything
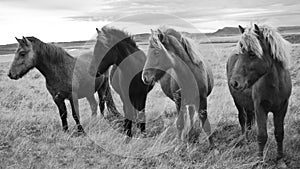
0,38,300,169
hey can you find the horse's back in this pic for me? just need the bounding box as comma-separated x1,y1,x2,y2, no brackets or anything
74,52,106,98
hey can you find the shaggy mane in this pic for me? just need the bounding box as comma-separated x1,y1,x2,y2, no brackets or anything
237,24,291,68
157,27,204,66
26,36,74,63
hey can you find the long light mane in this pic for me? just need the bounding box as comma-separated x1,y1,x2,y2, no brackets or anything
158,27,204,66
237,25,291,68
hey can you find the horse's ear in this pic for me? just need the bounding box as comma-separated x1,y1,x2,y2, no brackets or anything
22,36,31,47
238,25,245,34
254,24,260,35
150,29,155,35
157,29,167,43
15,37,22,44
96,28,100,34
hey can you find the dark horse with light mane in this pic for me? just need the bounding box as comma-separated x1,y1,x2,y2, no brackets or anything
142,27,214,146
8,37,118,134
227,24,292,160
89,27,154,138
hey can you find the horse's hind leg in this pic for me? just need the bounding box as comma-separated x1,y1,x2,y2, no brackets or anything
86,95,98,117
53,97,68,131
273,100,288,160
97,84,106,115
199,97,213,146
69,93,85,134
137,107,146,134
246,110,255,130
134,95,147,134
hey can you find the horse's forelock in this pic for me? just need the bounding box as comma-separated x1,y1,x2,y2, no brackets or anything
237,26,263,58
149,34,161,49
96,33,109,48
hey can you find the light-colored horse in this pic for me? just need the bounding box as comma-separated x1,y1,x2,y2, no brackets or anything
142,28,214,146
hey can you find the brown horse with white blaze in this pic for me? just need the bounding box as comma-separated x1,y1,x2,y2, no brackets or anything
227,24,292,160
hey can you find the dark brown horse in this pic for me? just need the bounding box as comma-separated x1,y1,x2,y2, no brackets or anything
89,27,154,138
227,24,292,160
142,28,214,146
8,36,118,134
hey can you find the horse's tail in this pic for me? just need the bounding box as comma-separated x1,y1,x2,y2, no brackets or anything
104,66,120,118
104,78,120,117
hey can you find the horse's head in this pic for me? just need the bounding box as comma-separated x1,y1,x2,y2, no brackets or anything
229,24,288,91
90,27,135,77
175,104,200,142
89,28,114,77
142,29,175,85
8,37,36,80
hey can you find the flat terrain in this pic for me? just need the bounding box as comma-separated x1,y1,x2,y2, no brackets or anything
0,35,300,169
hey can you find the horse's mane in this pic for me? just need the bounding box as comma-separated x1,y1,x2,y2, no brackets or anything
237,25,291,68
26,36,74,63
98,26,138,49
158,27,204,65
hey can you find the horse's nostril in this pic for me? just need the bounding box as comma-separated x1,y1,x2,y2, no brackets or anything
7,72,12,78
231,80,239,89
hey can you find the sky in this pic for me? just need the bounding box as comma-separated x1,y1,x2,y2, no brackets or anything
0,0,300,44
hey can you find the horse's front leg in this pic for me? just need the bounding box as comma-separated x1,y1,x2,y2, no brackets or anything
199,97,214,147
254,101,268,160
86,95,98,117
122,103,133,138
70,92,85,134
53,95,68,131
137,109,146,134
273,100,288,160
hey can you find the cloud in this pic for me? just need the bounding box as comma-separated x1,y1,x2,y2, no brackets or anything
0,0,300,44
64,0,300,28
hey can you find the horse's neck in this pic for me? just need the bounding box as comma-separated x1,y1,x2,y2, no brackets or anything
116,46,145,73
35,48,75,83
263,62,285,86
172,56,200,105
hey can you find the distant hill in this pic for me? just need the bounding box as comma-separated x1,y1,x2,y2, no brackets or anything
1,26,300,55
278,26,300,34
206,26,300,36
209,27,240,36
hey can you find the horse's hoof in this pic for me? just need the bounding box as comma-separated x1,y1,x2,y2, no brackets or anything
71,130,86,137
123,136,131,144
277,159,288,169
235,136,246,147
208,141,216,150
276,153,284,161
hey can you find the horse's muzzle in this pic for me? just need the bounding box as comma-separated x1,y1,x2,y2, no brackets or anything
142,71,155,85
7,72,19,80
230,79,248,91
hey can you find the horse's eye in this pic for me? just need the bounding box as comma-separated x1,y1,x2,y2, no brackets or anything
19,52,26,57
248,51,256,59
154,50,159,55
